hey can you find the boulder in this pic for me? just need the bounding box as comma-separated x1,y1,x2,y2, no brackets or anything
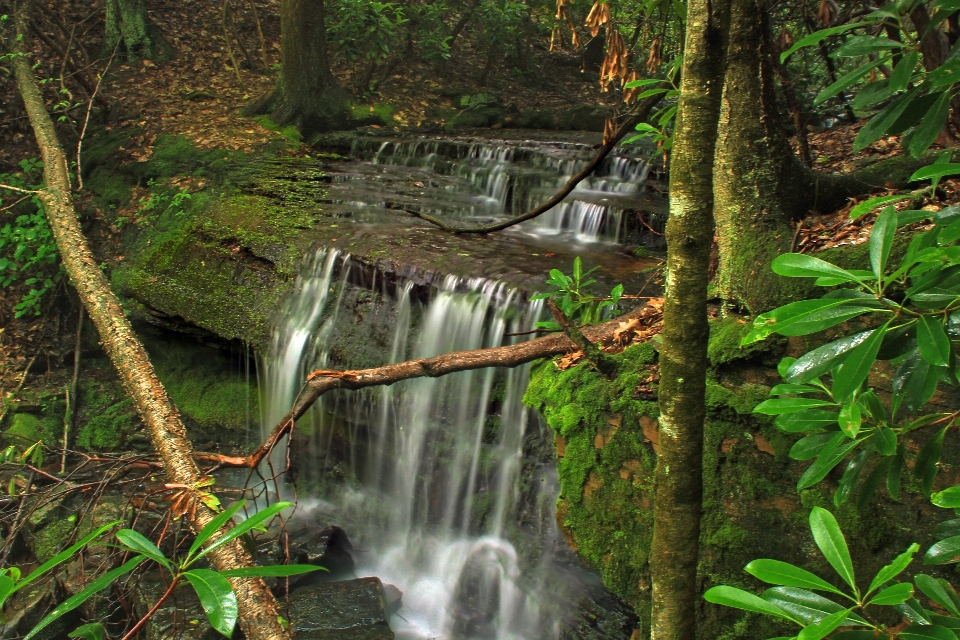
290,577,394,640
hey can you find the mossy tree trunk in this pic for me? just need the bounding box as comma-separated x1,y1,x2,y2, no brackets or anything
650,0,730,637
244,0,350,137
7,11,290,640
104,0,169,59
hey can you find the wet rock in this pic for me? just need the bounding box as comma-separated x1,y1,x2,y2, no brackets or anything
290,525,357,583
132,570,218,640
0,576,75,640
557,105,613,132
559,576,639,640
290,577,394,639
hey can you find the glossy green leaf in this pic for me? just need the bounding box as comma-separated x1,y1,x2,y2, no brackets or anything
918,316,951,366
189,501,246,559
933,519,960,539
890,51,919,93
932,486,960,509
899,209,936,227
755,398,836,415
853,90,916,153
19,520,122,591
779,357,798,377
762,586,868,626
771,384,821,395
910,163,960,183
196,501,293,561
849,194,914,220
776,410,842,433
835,445,874,506
0,574,15,609
816,58,885,105
745,559,843,594
772,254,866,284
832,321,890,402
797,607,853,640
874,426,897,456
833,35,904,57
915,426,949,497
893,351,940,415
67,623,106,640
871,206,897,278
911,92,954,158
785,331,874,384
116,529,171,570
866,582,914,605
217,564,326,578
915,574,960,616
791,433,843,461
868,543,919,593
924,535,960,565
798,437,863,490
780,22,872,62
810,507,855,591
744,299,879,345
929,614,960,631
184,569,238,637
896,598,933,625
704,586,795,621
838,403,862,438
24,556,146,640
853,79,892,110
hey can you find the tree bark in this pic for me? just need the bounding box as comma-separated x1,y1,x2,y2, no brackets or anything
103,0,169,59
244,0,350,138
650,0,730,638
7,14,290,640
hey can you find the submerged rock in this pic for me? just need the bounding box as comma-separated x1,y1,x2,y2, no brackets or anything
290,577,394,639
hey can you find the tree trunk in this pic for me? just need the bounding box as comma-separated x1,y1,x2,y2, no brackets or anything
244,0,350,138
8,14,290,640
103,0,169,59
649,0,730,638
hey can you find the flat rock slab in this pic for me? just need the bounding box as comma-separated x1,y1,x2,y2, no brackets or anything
291,577,394,639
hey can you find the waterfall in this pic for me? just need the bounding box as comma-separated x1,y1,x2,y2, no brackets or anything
346,136,654,243
261,249,590,639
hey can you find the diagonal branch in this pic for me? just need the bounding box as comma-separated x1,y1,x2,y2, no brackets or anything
406,90,667,234
195,304,653,469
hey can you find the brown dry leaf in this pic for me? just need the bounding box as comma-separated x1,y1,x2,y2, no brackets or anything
555,350,584,370
640,415,659,453
754,435,775,456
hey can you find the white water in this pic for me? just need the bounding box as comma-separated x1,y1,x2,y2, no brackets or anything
261,249,575,639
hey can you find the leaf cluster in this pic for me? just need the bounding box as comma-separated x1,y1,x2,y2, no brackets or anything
531,256,624,330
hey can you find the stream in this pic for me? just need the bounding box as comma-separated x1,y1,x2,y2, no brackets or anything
255,132,657,639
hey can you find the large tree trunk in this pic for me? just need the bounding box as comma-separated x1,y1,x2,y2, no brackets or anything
244,0,350,137
103,0,169,59
649,0,730,638
7,14,290,640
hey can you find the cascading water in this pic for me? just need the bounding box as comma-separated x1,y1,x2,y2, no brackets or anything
342,136,658,243
260,248,620,639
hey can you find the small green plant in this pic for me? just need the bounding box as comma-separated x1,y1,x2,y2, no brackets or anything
24,500,321,639
531,257,623,330
706,506,960,639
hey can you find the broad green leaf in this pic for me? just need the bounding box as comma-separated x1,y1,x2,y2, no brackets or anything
896,598,934,625
870,206,897,278
798,437,863,490
918,316,951,366
19,520,122,591
927,57,960,89
116,529,171,570
893,350,940,415
623,78,664,89
853,79,892,110
745,559,844,594
817,59,885,105
771,384,821,395
68,623,106,640
743,298,879,345
867,582,913,605
189,501,246,560
780,23,872,62
858,390,886,422
772,254,866,284
910,163,960,183
0,574,15,609
854,90,918,153
24,556,147,640
874,426,897,456
832,321,891,402
184,569,239,637
832,632,880,640
899,209,936,227
755,398,836,415
869,543,919,593
196,501,293,561
930,613,960,631
934,519,960,539
810,507,855,591
776,410,842,433
791,433,842,461
217,564,327,578
849,194,913,220
915,574,960,616
933,487,960,509
832,35,905,57
835,445,874,506
838,403,862,438
924,534,960,565
762,586,868,626
891,51,919,93
785,331,874,384
915,426,949,497
797,607,853,640
704,586,796,621
779,357,798,377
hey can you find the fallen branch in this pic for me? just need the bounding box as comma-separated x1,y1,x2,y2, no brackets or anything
196,304,652,469
407,90,666,234
546,299,617,377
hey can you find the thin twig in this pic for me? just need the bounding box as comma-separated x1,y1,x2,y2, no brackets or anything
247,0,269,68
76,41,119,191
0,184,38,195
223,0,245,86
791,220,803,253
62,307,83,473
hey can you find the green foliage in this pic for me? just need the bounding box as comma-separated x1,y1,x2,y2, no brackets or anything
329,1,409,66
530,257,624,330
0,158,63,317
705,505,960,639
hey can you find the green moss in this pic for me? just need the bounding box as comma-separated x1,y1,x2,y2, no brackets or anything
708,316,785,367
5,413,44,446
75,380,140,451
255,116,303,147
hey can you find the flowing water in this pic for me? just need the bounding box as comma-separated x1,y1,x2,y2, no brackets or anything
259,247,635,639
